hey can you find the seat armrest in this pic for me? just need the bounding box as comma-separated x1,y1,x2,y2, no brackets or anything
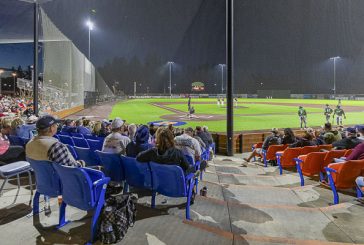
93,177,111,187
82,167,105,182
324,167,337,173
185,173,195,182
295,158,303,163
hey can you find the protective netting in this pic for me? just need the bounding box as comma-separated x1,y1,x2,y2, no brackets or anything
40,7,113,114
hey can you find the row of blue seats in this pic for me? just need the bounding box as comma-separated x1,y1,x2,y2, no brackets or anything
57,131,105,141
55,135,104,151
28,156,198,242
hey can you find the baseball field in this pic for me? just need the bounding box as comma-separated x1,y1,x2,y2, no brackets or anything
109,98,364,132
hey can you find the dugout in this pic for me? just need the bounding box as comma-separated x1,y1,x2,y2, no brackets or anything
257,90,291,98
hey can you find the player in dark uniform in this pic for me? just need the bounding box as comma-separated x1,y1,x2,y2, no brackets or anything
324,104,333,123
333,105,346,126
298,106,307,129
187,96,191,112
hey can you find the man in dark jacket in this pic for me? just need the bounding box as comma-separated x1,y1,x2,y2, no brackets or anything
195,126,212,146
333,127,362,150
126,125,152,157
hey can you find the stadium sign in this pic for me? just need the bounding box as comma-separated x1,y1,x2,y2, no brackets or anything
191,82,205,91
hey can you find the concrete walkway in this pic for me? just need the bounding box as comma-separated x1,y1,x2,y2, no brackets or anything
0,155,363,244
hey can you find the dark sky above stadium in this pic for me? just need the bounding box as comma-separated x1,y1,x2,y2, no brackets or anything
1,0,364,93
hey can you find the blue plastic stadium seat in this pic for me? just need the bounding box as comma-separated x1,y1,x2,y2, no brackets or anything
66,144,78,160
74,146,100,167
96,151,124,182
27,158,62,215
120,156,152,192
72,137,89,148
58,135,74,146
0,161,33,196
8,135,25,147
149,162,196,220
87,139,103,151
52,164,110,243
70,132,84,138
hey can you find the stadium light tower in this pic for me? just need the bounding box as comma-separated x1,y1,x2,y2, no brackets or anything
330,56,340,97
167,61,174,97
0,69,3,95
86,20,94,60
218,64,226,94
12,72,17,95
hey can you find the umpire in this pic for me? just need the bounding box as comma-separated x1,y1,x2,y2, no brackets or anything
298,106,307,129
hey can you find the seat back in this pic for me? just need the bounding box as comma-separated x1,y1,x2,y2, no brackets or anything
27,158,61,197
323,150,346,170
52,164,94,210
300,146,319,155
66,144,78,160
121,156,152,189
301,152,327,176
84,135,105,142
73,137,89,148
281,148,302,167
70,133,84,138
344,149,353,157
58,131,70,136
334,160,364,189
266,145,287,160
184,154,195,166
8,135,24,146
87,139,103,151
74,146,99,166
149,162,186,197
96,151,124,182
58,135,74,146
318,144,332,151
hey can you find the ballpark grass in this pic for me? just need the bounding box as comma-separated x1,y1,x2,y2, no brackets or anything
109,98,364,132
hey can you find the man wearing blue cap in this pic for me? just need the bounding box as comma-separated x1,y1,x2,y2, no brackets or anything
332,127,362,150
26,115,83,167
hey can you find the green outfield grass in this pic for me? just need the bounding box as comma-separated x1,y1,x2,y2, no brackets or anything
109,98,364,132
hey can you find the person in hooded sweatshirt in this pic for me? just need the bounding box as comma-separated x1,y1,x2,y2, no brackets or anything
136,127,195,175
126,125,153,157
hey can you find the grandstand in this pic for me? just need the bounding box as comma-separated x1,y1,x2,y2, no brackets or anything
0,0,364,245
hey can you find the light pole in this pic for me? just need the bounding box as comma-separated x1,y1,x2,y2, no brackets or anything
330,56,340,97
0,69,3,95
12,72,17,95
218,64,226,94
86,20,94,60
167,61,174,97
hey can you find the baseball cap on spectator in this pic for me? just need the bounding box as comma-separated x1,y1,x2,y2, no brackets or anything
345,127,357,134
271,128,279,134
26,115,38,124
111,118,124,129
36,115,61,130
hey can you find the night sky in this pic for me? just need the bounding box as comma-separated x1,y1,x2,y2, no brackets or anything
1,0,364,94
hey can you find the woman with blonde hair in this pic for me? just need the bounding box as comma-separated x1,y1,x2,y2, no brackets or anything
92,121,102,136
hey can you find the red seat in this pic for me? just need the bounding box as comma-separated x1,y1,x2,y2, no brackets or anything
262,144,288,167
295,152,328,186
300,146,319,155
276,148,302,175
322,150,346,172
325,160,364,204
318,144,333,151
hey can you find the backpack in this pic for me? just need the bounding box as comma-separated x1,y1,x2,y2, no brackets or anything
98,193,137,244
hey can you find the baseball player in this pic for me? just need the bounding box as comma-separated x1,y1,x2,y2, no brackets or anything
221,98,224,106
234,97,238,108
324,104,333,123
217,98,221,107
298,106,307,129
333,105,346,126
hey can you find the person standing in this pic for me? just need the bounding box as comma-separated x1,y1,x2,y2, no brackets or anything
187,96,191,112
333,105,346,126
221,98,224,106
324,104,333,123
298,106,307,129
234,97,238,108
217,98,220,107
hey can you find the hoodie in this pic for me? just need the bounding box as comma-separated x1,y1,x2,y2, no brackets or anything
126,126,152,157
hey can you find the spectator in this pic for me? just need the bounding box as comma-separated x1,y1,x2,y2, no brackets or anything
332,127,362,150
345,142,364,161
76,119,91,135
322,123,342,144
174,127,202,161
357,125,364,141
83,119,92,130
13,116,37,139
1,118,12,136
244,128,281,162
102,118,131,155
0,133,25,164
290,130,315,148
281,128,296,145
202,126,214,145
356,177,364,198
61,119,76,134
196,126,212,146
128,123,137,140
92,121,102,136
126,125,152,157
136,127,194,174
26,115,83,167
99,120,111,137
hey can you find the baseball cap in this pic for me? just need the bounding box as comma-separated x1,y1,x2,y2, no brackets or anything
36,115,61,130
345,127,356,134
271,128,279,134
111,117,124,129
